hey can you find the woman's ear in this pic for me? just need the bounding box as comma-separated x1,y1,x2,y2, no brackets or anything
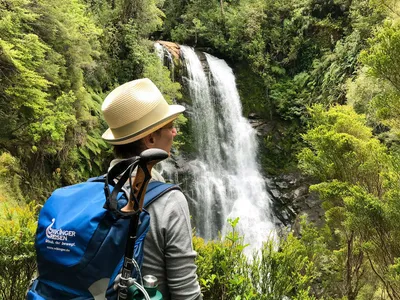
143,133,156,149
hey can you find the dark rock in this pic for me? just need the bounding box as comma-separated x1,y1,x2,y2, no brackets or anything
255,123,275,135
265,177,276,189
249,120,266,128
276,181,289,189
269,188,282,199
266,172,324,228
293,186,308,198
248,112,261,119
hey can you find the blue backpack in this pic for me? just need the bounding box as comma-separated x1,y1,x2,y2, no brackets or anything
27,159,179,300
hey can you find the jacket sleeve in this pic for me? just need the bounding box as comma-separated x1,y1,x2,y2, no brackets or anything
163,190,202,300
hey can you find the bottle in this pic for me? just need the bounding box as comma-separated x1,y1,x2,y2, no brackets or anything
128,275,163,300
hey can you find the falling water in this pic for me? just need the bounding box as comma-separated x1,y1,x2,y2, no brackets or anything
154,42,164,61
154,42,175,81
179,46,275,252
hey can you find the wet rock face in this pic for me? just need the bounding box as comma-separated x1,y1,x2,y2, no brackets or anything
248,115,325,229
248,118,274,136
156,40,181,59
265,173,324,229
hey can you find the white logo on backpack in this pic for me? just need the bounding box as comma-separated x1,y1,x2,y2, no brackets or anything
45,218,76,251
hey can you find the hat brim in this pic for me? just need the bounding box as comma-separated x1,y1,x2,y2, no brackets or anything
102,104,185,145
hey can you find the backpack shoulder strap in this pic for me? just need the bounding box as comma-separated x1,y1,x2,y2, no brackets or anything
144,181,181,208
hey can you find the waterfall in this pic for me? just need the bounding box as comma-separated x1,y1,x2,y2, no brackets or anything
180,46,276,253
156,43,275,253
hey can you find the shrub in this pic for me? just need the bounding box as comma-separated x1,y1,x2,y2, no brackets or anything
0,199,38,300
194,218,317,300
193,218,256,299
0,152,38,299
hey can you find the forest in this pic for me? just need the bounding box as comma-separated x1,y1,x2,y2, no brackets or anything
1,0,400,299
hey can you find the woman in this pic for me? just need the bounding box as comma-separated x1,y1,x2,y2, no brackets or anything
102,78,202,300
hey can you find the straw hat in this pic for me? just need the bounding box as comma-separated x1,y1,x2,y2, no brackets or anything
101,78,185,145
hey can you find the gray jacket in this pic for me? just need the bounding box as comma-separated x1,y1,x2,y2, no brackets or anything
109,160,202,300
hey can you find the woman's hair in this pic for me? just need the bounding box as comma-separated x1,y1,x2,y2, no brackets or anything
112,139,146,158
112,129,162,158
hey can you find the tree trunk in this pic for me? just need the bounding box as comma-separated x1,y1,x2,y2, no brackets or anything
346,232,356,300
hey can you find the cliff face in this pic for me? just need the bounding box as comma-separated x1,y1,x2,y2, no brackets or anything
248,115,324,228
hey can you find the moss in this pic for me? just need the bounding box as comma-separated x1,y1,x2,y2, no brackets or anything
256,119,305,175
234,63,273,119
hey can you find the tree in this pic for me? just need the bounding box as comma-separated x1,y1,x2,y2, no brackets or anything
0,0,109,198
298,104,400,298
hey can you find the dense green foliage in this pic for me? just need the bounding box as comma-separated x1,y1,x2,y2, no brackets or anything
0,0,181,201
0,153,37,299
298,105,400,298
1,0,400,298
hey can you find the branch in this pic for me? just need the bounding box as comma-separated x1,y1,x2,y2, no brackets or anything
367,254,397,300
346,232,354,299
381,1,400,17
